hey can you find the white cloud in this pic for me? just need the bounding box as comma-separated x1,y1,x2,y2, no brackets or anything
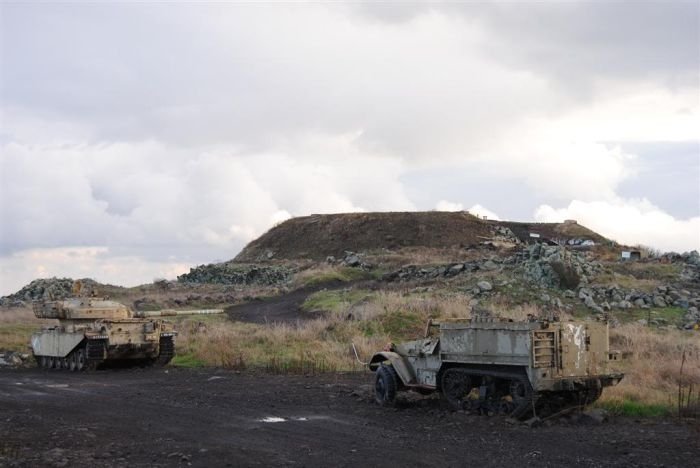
468,204,501,221
0,136,415,294
269,210,293,226
0,247,192,294
534,199,700,253
435,200,464,212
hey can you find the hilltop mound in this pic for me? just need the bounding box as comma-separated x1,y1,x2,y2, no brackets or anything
234,211,607,262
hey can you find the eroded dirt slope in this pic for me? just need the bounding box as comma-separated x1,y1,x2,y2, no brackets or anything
234,212,607,262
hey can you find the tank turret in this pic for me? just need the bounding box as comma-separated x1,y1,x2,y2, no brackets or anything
30,294,223,371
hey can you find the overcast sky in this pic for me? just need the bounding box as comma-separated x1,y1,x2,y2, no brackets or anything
0,1,698,295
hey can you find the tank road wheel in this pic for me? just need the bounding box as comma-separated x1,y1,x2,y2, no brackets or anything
508,378,535,420
441,369,473,411
40,356,49,369
48,356,57,369
509,380,529,404
374,364,399,406
74,348,86,371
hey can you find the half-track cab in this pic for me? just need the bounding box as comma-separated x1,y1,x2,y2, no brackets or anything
369,317,623,418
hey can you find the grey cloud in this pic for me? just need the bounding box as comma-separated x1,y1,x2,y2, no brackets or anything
3,2,694,161
357,2,699,90
0,3,574,154
616,141,700,219
479,2,698,91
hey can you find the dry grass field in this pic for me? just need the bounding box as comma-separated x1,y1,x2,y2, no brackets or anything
3,286,698,418
171,290,700,416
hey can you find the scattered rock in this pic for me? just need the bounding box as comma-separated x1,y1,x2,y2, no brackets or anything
0,277,102,306
523,416,542,428
0,350,34,368
522,244,600,290
477,281,493,292
581,408,609,424
178,263,292,286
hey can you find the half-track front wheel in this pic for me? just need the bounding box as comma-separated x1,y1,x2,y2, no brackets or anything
374,364,399,406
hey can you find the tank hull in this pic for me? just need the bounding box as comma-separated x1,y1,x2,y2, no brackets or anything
31,318,177,369
30,296,221,370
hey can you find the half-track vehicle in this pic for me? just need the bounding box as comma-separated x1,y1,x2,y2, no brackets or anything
31,296,222,370
369,317,623,418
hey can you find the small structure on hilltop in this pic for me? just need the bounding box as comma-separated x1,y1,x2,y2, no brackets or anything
621,250,642,261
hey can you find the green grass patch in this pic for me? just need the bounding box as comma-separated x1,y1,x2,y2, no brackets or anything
301,289,372,313
613,307,685,325
379,310,425,339
296,267,374,287
597,399,671,418
170,352,206,368
608,262,682,282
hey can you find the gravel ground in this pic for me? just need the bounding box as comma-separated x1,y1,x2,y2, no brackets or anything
0,368,698,467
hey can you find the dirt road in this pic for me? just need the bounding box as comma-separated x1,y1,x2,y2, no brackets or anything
225,281,368,324
0,368,697,467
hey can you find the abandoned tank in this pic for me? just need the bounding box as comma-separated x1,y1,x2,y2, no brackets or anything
31,296,222,370
369,316,623,418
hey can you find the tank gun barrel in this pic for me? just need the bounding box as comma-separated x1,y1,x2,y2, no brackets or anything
135,309,224,318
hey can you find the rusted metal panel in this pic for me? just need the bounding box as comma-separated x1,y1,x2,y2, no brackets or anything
560,323,589,376
440,323,530,366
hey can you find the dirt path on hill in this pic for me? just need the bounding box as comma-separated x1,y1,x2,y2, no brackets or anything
225,281,367,324
1,368,698,468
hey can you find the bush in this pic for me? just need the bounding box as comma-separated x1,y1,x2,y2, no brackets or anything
550,260,580,289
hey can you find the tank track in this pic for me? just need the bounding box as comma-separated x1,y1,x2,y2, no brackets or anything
441,367,537,419
440,366,605,419
35,341,95,371
86,339,107,362
152,335,174,366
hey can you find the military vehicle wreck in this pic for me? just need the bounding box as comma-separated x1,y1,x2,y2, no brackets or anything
369,317,623,418
31,296,222,370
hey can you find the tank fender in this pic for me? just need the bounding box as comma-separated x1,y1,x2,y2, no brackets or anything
368,351,415,386
31,332,85,358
